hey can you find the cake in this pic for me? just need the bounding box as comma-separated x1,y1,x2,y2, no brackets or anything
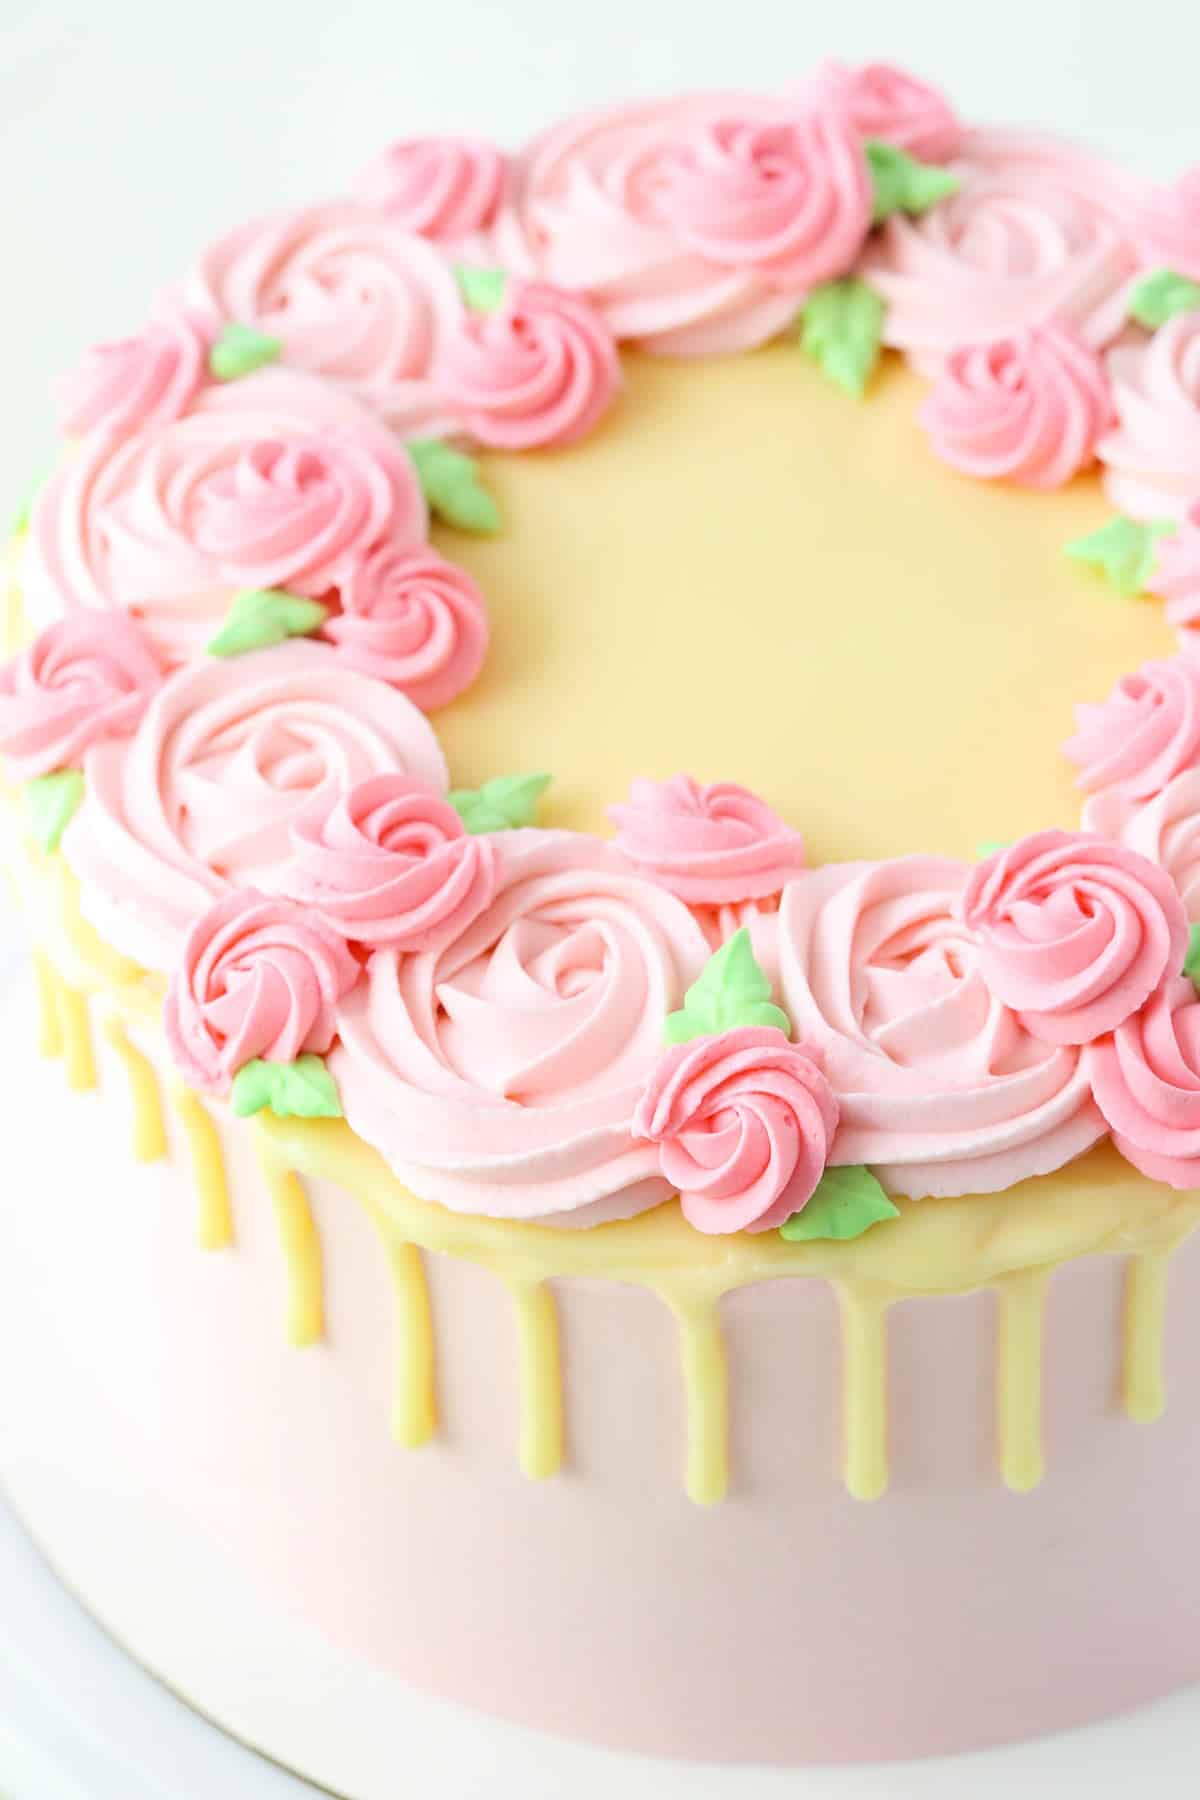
4,59,1200,1788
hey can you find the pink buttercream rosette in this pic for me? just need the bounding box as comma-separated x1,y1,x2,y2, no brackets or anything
55,306,213,443
777,857,1104,1198
0,613,163,780
323,544,489,711
487,92,871,357
165,889,359,1098
803,59,962,163
279,773,499,953
633,1026,838,1234
959,831,1189,1047
1084,774,1200,925
330,830,711,1226
1063,654,1200,803
1136,169,1200,285
1085,976,1200,1188
1148,501,1200,631
357,137,508,241
1099,311,1200,521
919,327,1111,489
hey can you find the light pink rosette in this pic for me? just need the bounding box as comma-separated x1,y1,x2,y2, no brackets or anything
1099,312,1200,520
1148,500,1200,630
435,281,619,449
805,59,962,163
61,640,448,974
632,1026,837,1234
280,773,499,952
487,92,869,356
0,613,162,780
776,858,1103,1198
609,773,805,904
1085,976,1200,1188
1137,169,1200,284
23,367,426,665
959,830,1189,1047
180,203,464,435
357,138,507,240
919,326,1111,488
330,830,711,1225
55,308,212,443
323,544,488,710
1084,773,1200,923
1063,655,1200,802
164,889,358,1099
864,130,1145,365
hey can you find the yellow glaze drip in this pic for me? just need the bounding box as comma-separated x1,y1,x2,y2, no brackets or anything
838,1285,890,1503
32,948,62,1059
384,1240,438,1448
255,1134,324,1347
103,1015,167,1162
1124,1249,1171,1423
171,1084,234,1250
507,1278,565,1481
996,1269,1050,1493
662,1288,729,1506
55,977,95,1092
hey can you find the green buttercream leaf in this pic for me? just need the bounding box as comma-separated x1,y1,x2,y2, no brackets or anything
449,773,551,834
1128,269,1200,331
407,438,501,534
9,467,49,537
207,587,328,657
454,265,508,312
230,1054,343,1120
663,928,791,1045
208,322,283,381
1065,516,1176,596
24,768,84,854
779,1165,899,1243
975,839,1010,859
866,140,960,225
798,278,885,398
1184,924,1200,993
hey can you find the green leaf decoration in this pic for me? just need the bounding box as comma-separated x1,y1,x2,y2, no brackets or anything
975,839,1010,859
866,140,961,225
24,768,84,854
407,438,501,535
779,1165,899,1243
1065,516,1176,596
9,467,49,537
207,587,328,657
449,772,551,834
1128,269,1200,331
208,322,283,382
798,278,885,398
663,928,791,1046
454,265,508,312
1184,923,1200,993
230,1054,343,1120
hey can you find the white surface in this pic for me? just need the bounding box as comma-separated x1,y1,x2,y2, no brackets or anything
3,0,1200,1793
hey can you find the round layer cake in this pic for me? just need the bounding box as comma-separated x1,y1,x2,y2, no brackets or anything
4,58,1200,1786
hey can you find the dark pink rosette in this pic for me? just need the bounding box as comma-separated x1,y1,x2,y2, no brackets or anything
0,613,163,780
55,308,212,442
357,137,508,239
1086,975,1200,1188
1064,655,1200,803
324,545,488,711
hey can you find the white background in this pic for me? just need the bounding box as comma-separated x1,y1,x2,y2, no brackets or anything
3,0,1200,1794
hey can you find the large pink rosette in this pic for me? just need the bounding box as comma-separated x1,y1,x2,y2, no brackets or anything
0,614,162,780
180,203,464,435
918,327,1111,488
806,59,962,162
357,138,508,241
323,544,488,710
776,858,1103,1198
864,130,1145,366
633,1026,837,1234
55,308,212,443
487,92,870,356
1063,655,1200,802
23,367,426,665
1085,976,1200,1188
609,773,805,903
280,773,499,952
330,831,711,1225
1099,312,1200,520
165,889,358,1099
435,281,619,449
1148,500,1200,630
1084,774,1200,924
61,641,447,974
959,831,1189,1047
1137,169,1200,284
